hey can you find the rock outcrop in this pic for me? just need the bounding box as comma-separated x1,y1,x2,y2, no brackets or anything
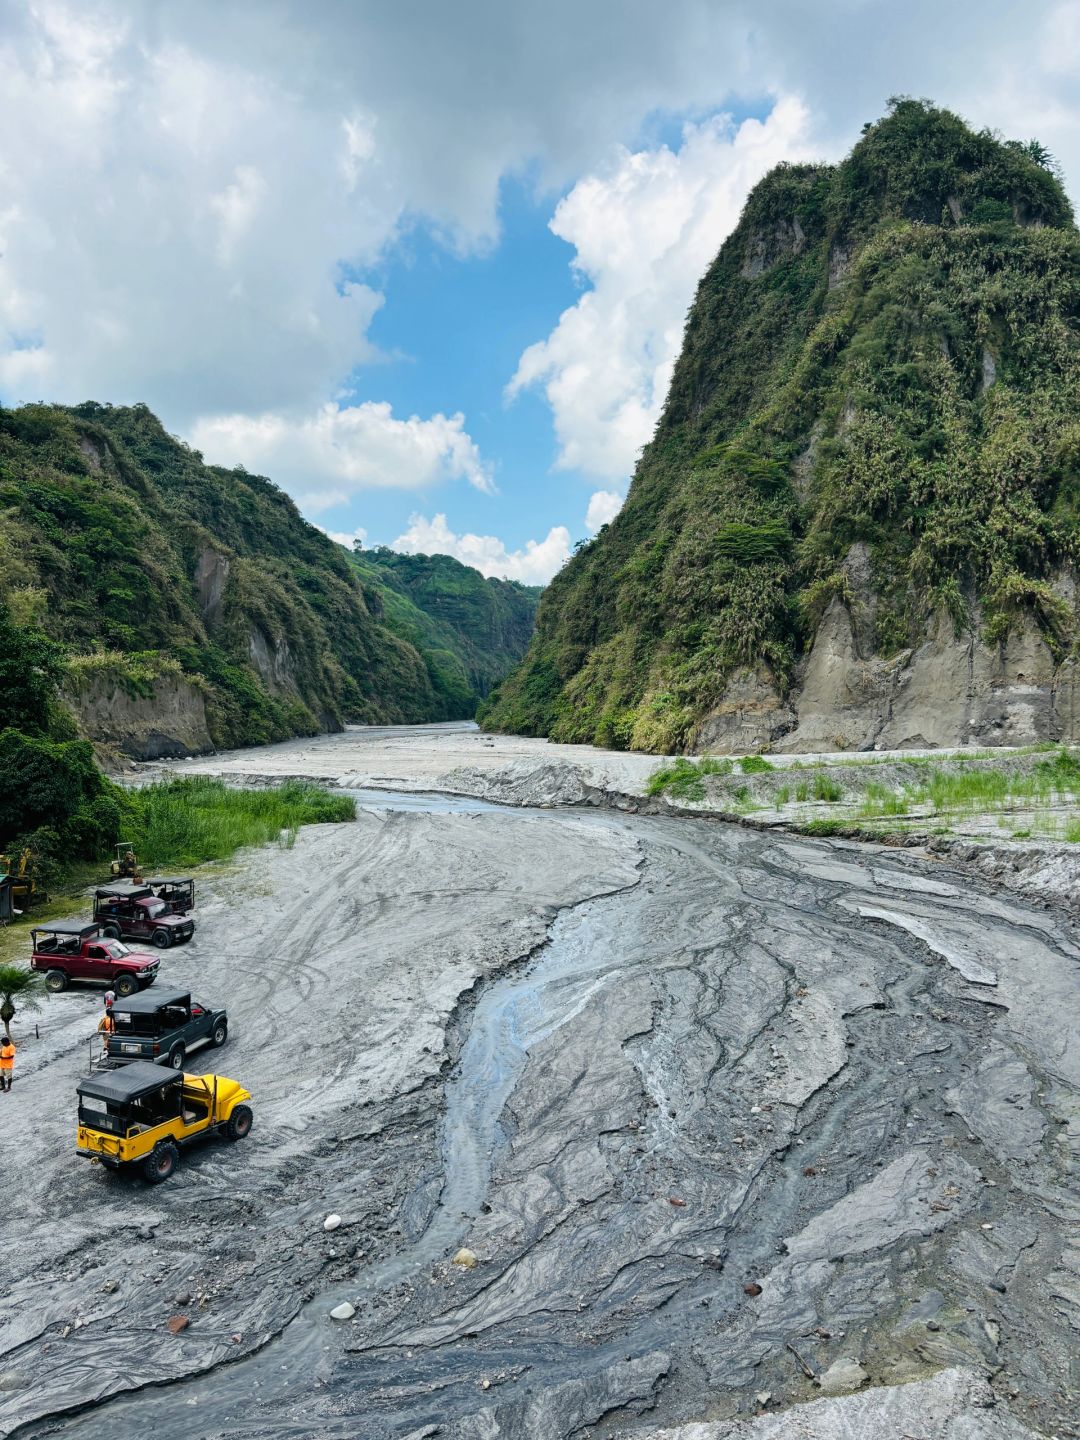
66,672,212,760
773,601,1078,755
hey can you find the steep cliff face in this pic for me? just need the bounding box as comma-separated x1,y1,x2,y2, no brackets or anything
483,100,1080,753
66,671,213,760
0,403,534,756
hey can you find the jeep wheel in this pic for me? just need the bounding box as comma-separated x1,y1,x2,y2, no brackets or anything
210,1021,228,1048
167,1043,186,1071
152,928,172,949
114,974,138,998
143,1142,179,1184
44,969,67,993
225,1104,253,1142
101,924,122,940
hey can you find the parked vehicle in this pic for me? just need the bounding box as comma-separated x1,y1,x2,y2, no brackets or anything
76,1062,253,1183
31,921,159,997
109,843,141,880
93,886,195,947
105,989,227,1070
143,877,195,915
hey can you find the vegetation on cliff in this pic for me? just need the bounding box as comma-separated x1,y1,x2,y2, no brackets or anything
0,403,538,751
482,100,1080,752
351,547,540,718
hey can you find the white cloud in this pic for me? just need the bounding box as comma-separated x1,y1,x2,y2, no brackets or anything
2,0,1080,509
318,524,369,550
191,402,494,511
585,489,624,532
393,513,570,585
508,101,818,480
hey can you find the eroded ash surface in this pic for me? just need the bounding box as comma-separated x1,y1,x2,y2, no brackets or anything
2,792,1078,1439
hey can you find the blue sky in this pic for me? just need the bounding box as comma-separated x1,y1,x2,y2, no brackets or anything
346,175,586,551
2,1,1078,581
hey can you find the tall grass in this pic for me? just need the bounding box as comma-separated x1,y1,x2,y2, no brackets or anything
129,777,355,869
856,749,1080,825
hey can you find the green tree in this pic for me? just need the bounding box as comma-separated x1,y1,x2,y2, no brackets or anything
0,964,43,1041
0,613,66,735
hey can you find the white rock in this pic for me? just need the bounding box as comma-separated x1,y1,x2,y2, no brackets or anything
755,1391,772,1406
452,1247,478,1268
323,1214,342,1232
816,1357,869,1396
329,1302,355,1321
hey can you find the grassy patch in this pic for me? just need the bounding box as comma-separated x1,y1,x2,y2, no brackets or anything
855,748,1080,822
812,775,843,802
647,756,733,801
739,755,774,773
129,777,355,869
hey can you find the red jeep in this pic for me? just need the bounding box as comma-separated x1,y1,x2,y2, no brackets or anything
93,885,195,948
31,921,160,997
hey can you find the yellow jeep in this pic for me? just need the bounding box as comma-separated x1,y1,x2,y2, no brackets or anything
77,1060,252,1184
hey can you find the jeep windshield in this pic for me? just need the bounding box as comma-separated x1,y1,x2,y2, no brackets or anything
100,940,132,958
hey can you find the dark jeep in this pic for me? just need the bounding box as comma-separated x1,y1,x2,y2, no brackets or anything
93,886,195,948
105,989,228,1070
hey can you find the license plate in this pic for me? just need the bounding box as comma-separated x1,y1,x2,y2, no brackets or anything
122,1043,141,1054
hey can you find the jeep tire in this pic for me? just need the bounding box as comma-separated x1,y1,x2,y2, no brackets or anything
167,1043,186,1071
211,1021,228,1048
143,1141,179,1184
101,923,122,940
44,968,67,993
152,928,171,949
225,1104,253,1141
114,974,138,998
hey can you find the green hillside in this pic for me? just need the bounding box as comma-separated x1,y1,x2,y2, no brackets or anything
352,547,540,717
0,402,534,750
482,100,1080,752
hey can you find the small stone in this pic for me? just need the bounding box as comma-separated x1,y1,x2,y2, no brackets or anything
743,1282,763,1297
323,1214,342,1232
452,1248,478,1268
166,1316,190,1334
980,1223,994,1230
481,1379,491,1390
100,1279,119,1295
755,1392,772,1407
926,1320,940,1332
816,1357,868,1396
669,1196,686,1208
174,1290,191,1305
329,1302,355,1321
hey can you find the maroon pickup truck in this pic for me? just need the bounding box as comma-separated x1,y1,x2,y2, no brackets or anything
31,921,160,997
93,886,195,947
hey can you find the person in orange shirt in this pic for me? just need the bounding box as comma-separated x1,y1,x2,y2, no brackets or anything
0,1036,15,1091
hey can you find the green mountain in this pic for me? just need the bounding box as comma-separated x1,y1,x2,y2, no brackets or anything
351,547,540,717
483,100,1080,754
0,402,536,757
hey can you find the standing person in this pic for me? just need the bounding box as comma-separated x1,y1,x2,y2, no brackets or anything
98,992,116,1059
0,1035,14,1091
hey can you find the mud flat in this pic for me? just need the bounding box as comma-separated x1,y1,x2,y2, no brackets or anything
2,729,1078,1439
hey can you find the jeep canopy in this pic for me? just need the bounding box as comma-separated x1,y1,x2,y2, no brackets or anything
78,1061,179,1105
111,989,191,1017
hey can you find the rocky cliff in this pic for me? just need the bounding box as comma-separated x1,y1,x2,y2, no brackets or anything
0,404,537,758
483,100,1080,754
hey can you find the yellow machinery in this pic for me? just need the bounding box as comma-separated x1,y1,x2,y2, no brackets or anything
110,843,142,881
76,1062,253,1184
0,847,38,909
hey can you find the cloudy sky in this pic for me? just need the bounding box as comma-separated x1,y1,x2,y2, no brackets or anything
2,2,1078,582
